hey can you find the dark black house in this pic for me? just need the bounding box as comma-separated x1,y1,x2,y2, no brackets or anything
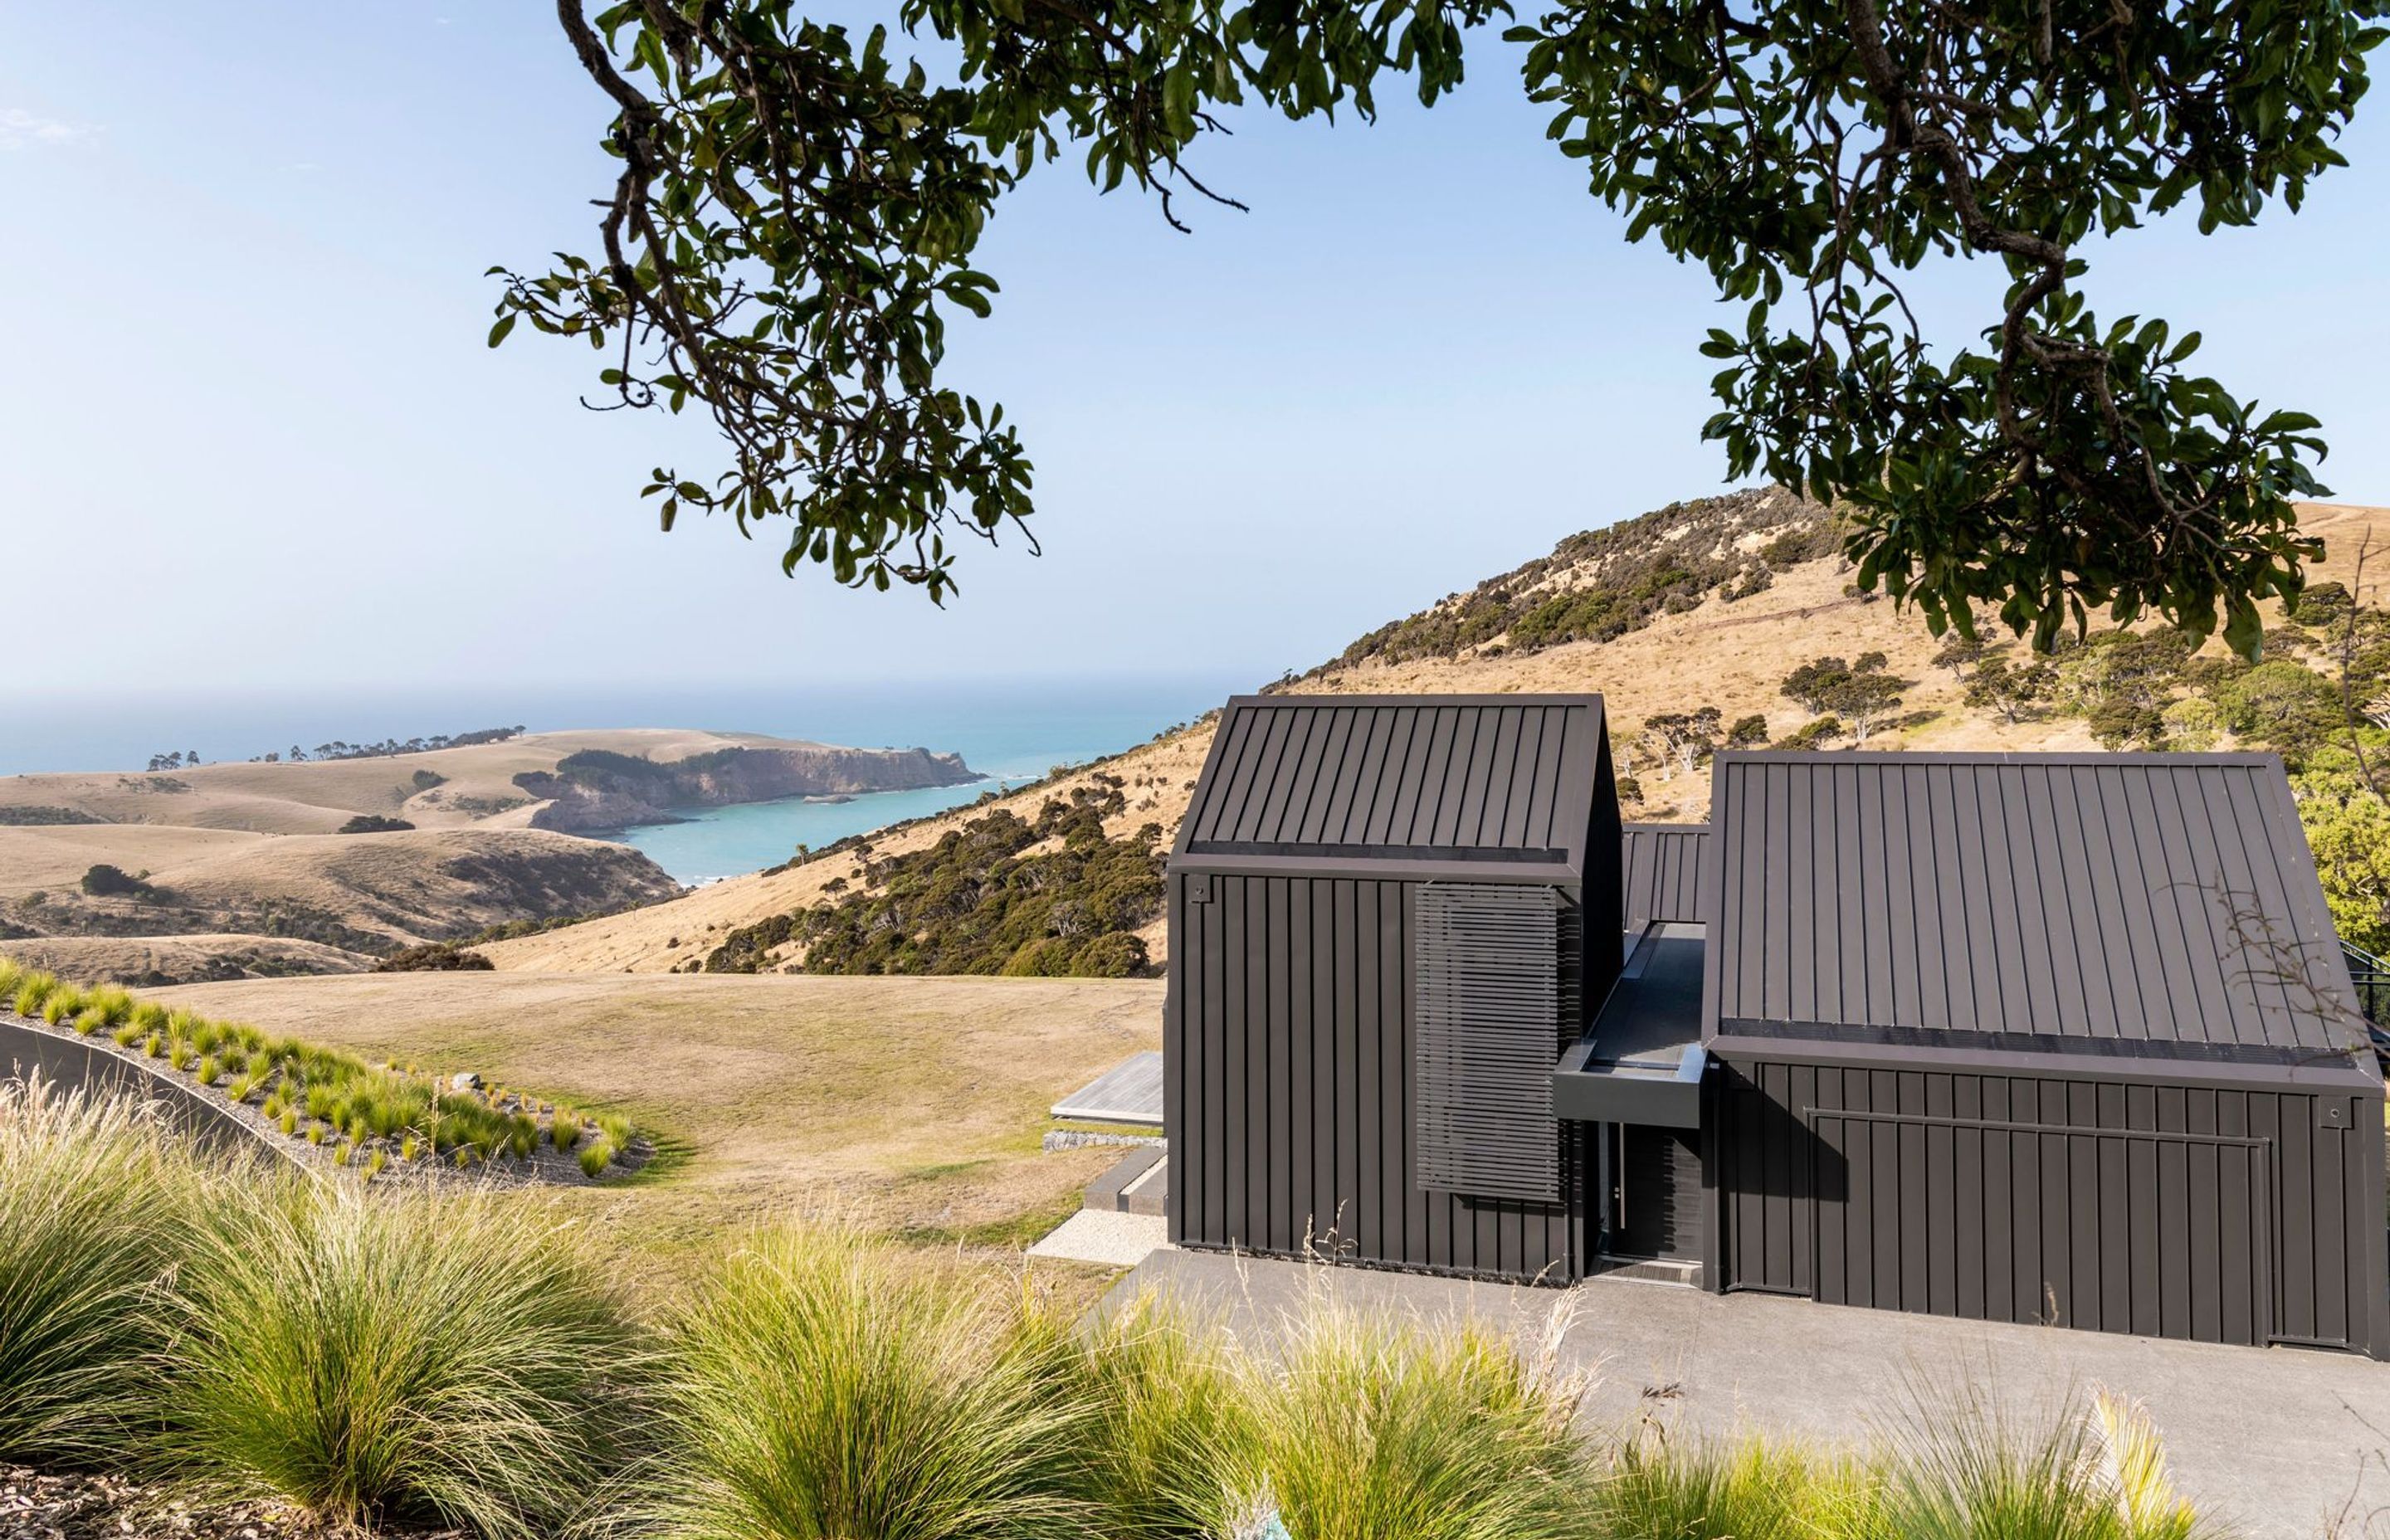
1165,697,2390,1357
1164,694,1620,1281
1700,751,2388,1356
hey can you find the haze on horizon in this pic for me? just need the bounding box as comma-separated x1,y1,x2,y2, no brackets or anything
6,1,2388,704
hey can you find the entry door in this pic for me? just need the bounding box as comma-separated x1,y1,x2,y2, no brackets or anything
1614,1125,1703,1260
1808,1109,2281,1347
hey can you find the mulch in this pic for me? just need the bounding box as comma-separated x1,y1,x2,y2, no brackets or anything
0,1471,466,1540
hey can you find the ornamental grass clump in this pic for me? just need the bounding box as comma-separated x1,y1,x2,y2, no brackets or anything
81,984,134,1028
1052,1294,1256,1539
1220,1299,1597,1540
0,1079,207,1466
41,986,83,1026
1879,1381,2209,1540
1598,1434,1889,1540
649,1220,1090,1540
11,970,56,1018
162,1182,649,1539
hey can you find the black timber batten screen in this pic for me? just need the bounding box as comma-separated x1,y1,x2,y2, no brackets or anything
1414,884,1581,1204
1166,694,1617,1283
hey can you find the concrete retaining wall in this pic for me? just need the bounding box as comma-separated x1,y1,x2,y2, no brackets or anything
0,1014,295,1160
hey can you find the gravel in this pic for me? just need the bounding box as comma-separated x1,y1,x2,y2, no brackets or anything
0,1469,465,1540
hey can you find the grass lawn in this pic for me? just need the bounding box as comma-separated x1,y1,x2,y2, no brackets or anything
150,971,1163,1275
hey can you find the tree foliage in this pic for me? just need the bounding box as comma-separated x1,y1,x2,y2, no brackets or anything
707,776,1165,977
503,1,2382,629
1781,653,1910,743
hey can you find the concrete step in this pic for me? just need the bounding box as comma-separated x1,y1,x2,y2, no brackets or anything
1085,1144,1169,1216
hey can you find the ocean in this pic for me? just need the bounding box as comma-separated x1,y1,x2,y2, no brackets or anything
0,675,1245,884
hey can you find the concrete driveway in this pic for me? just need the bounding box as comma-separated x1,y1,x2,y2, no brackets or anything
1110,1249,2390,1540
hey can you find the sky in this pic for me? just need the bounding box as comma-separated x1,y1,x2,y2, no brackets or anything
4,3,2388,706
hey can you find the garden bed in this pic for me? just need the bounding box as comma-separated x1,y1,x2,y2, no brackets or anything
0,958,648,1187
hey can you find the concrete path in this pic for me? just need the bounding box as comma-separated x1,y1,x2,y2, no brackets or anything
1027,1210,1168,1267
1110,1249,2390,1540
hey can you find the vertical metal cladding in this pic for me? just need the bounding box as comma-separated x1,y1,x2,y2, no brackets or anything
1699,751,2390,1358
1622,822,1708,928
1163,694,1616,1284
1165,870,1588,1283
1711,1055,2390,1353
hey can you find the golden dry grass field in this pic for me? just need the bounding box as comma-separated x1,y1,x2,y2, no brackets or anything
147,969,1163,1266
0,728,961,977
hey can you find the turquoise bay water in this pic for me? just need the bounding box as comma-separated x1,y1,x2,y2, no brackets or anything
0,675,1242,885
618,780,1021,885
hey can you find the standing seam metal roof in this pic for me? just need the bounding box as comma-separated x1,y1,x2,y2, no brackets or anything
1174,695,1605,875
1704,752,2365,1060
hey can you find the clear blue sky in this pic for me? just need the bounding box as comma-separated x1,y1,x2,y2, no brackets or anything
5,3,2386,702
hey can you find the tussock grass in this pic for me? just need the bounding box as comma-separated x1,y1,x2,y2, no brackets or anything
1601,1433,1889,1539
649,1220,1089,1540
1597,1381,2213,1540
11,970,58,1018
1222,1299,1597,1540
82,985,134,1027
163,1182,647,1539
1878,1378,2210,1540
1052,1295,1255,1538
0,1090,2236,1540
0,1080,206,1466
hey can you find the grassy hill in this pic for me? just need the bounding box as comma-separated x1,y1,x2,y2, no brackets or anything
144,970,1163,1253
0,729,975,982
485,492,2390,977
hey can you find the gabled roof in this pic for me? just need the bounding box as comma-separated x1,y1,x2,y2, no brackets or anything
1704,751,2368,1067
1173,694,1607,880
1623,822,1708,929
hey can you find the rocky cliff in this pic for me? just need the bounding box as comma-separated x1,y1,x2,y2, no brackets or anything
514,744,980,834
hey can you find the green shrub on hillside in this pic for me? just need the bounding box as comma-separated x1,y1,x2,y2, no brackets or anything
707,778,1163,978
79,864,159,901
2295,762,2390,956
2217,660,2344,765
337,814,416,835
1332,489,1831,672
0,806,106,826
373,942,495,972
